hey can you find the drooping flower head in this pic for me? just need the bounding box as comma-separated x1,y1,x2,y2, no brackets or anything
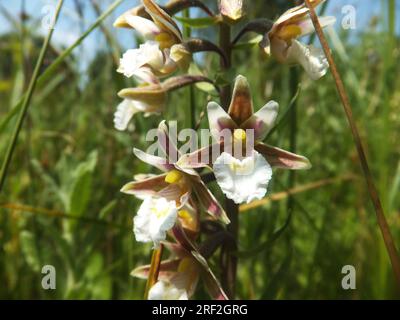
114,0,183,49
260,0,336,80
219,0,244,22
178,75,311,204
114,0,191,73
114,84,167,131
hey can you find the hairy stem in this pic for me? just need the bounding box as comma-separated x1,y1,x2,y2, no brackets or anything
304,0,400,290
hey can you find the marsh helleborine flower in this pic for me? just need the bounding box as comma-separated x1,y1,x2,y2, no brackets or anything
114,83,167,131
114,0,191,72
178,75,311,204
121,121,229,246
260,0,336,80
132,241,226,300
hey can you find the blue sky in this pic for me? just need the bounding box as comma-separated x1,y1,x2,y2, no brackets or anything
0,0,398,73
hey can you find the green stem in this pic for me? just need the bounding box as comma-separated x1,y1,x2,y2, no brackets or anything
218,21,238,299
183,8,196,129
0,0,64,193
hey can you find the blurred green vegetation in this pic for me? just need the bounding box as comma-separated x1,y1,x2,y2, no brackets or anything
0,0,399,299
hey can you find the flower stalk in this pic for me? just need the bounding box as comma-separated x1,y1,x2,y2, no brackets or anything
144,245,164,299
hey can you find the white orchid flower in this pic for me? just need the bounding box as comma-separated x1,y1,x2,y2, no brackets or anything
132,241,228,300
114,0,190,76
117,41,177,84
261,0,336,80
133,196,178,248
178,76,311,205
121,121,229,224
148,280,188,300
114,0,183,49
113,83,167,131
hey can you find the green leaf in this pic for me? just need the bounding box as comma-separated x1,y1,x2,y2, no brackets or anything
20,231,41,272
99,200,117,219
233,35,263,50
68,151,98,218
188,63,217,95
175,16,217,28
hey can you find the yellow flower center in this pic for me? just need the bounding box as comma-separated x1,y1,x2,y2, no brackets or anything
165,170,183,184
178,257,194,273
178,209,194,227
276,24,302,41
233,128,247,143
151,206,171,219
155,32,176,50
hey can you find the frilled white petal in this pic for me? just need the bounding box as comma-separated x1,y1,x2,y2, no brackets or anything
113,99,158,131
113,99,140,131
117,41,164,81
148,280,188,300
125,15,161,40
133,197,178,248
213,151,272,204
287,40,329,80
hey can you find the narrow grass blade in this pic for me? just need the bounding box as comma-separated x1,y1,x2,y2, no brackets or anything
0,0,65,192
0,0,123,134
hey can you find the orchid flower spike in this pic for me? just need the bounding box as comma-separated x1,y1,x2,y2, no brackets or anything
178,75,311,204
260,0,336,80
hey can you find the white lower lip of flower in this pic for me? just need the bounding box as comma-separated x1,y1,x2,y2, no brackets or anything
114,99,139,131
148,280,188,300
133,197,178,248
287,40,329,80
114,99,158,131
213,151,272,204
117,41,164,79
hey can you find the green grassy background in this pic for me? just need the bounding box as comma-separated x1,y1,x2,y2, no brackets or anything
0,0,399,299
